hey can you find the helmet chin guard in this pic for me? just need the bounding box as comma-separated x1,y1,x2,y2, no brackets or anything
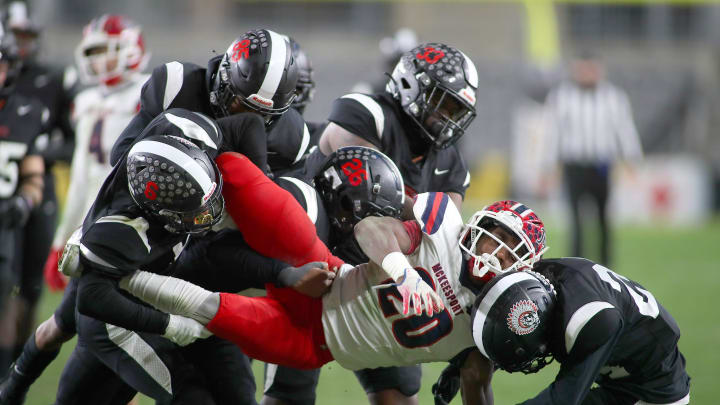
460,201,548,282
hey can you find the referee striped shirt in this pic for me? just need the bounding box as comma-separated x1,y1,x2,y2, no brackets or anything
545,80,643,165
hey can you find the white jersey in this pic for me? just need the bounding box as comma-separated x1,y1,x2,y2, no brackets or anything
322,192,476,370
52,74,149,249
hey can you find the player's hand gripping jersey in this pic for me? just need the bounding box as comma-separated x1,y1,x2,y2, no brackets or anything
322,192,476,370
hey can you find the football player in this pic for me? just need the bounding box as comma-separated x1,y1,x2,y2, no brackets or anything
117,197,548,405
298,40,478,404
471,260,690,405
303,41,477,213
0,20,47,378
109,28,311,176
1,1,76,373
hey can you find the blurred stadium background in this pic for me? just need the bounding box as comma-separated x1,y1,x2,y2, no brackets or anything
16,0,720,403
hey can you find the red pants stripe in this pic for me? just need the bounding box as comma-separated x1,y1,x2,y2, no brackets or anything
216,152,344,270
206,285,333,370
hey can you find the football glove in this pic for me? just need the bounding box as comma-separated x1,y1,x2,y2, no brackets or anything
43,247,68,291
0,195,32,229
163,314,212,347
375,269,444,317
432,363,461,405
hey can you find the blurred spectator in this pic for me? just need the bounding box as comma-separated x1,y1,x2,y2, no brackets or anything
543,52,643,266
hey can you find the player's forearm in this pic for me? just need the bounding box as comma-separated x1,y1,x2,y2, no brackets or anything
77,270,169,334
19,155,45,206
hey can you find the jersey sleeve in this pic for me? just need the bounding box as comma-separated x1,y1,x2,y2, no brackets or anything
216,112,268,170
412,192,463,238
520,310,623,405
79,216,154,278
327,94,384,147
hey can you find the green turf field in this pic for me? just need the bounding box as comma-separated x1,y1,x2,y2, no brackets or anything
22,218,719,404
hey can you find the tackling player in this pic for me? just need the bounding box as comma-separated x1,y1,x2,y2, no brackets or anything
117,197,549,405
109,28,311,175
471,260,690,405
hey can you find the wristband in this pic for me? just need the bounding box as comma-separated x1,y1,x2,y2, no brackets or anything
381,251,413,282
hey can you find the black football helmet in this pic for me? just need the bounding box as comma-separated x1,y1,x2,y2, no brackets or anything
209,29,298,123
287,37,314,114
127,135,224,234
471,270,556,374
314,146,405,235
0,20,22,97
387,42,478,149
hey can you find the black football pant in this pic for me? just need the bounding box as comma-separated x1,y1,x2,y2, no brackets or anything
563,162,611,266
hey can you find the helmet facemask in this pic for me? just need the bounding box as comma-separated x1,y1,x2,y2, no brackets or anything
411,79,476,149
459,210,546,282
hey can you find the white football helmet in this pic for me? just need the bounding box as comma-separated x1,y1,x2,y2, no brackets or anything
74,14,149,86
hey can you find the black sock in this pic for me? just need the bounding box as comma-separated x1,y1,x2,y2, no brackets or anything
13,332,60,381
0,348,13,379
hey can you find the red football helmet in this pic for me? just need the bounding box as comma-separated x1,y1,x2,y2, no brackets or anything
75,14,148,86
459,200,547,283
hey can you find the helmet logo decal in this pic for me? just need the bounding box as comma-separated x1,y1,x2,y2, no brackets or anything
144,181,158,200
416,46,445,64
231,39,250,62
507,299,540,335
341,158,367,186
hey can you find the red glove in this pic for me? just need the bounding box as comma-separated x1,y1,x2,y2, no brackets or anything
43,248,68,291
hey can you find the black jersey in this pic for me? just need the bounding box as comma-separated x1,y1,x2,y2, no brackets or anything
14,62,76,166
304,92,470,199
111,59,308,176
0,94,47,199
527,258,690,405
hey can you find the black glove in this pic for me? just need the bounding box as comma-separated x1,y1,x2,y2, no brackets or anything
432,363,461,405
0,195,32,229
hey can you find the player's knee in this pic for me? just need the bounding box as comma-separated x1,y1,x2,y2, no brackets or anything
35,316,74,350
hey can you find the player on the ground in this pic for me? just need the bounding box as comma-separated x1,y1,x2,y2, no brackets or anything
118,198,548,404
110,28,310,175
470,259,690,405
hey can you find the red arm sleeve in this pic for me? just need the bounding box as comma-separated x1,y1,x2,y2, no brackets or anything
402,220,423,255
216,152,344,270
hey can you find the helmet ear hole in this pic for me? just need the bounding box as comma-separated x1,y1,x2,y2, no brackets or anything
400,78,412,90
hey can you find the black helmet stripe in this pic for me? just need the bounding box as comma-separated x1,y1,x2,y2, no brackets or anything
164,112,219,151
255,30,288,104
128,140,214,197
471,271,537,359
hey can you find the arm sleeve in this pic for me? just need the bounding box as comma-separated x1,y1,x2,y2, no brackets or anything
327,96,383,147
76,270,169,334
402,220,422,255
216,112,268,170
203,231,289,290
519,308,623,405
51,124,90,248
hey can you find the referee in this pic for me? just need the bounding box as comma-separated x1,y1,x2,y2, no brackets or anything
544,52,643,266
